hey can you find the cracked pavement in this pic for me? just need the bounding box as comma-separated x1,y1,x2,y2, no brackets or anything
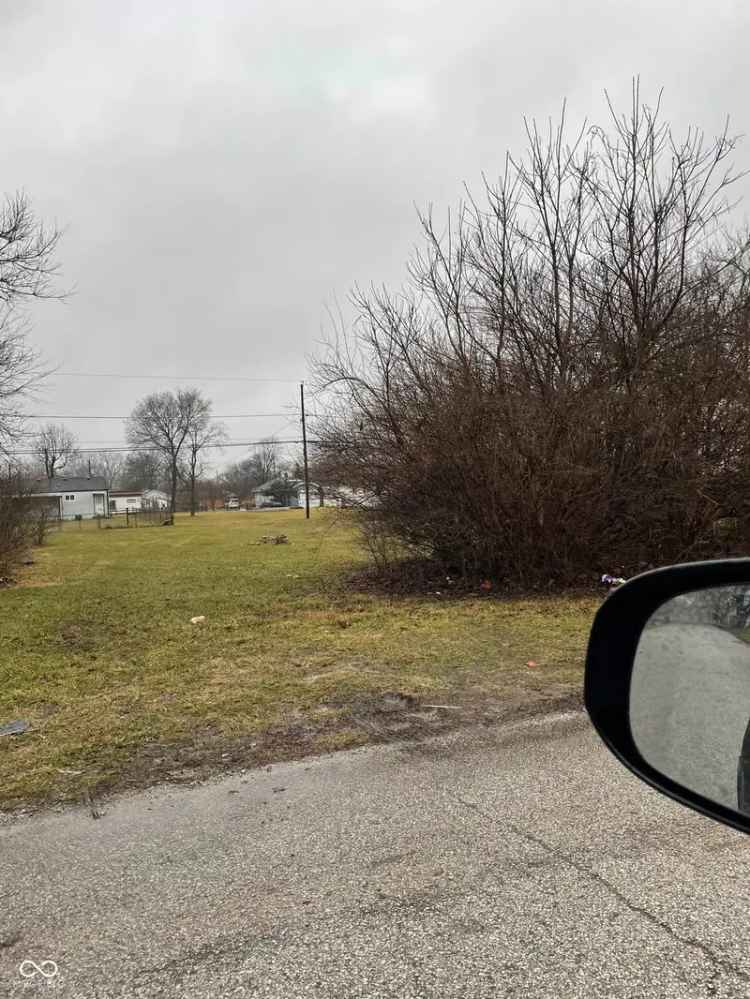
2,710,750,997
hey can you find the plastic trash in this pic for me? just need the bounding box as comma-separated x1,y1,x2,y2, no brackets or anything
0,720,29,737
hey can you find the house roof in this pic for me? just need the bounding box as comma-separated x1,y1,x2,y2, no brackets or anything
110,490,143,497
254,478,319,493
30,476,108,494
253,478,283,493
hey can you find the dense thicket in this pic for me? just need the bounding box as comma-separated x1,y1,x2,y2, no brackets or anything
315,91,750,586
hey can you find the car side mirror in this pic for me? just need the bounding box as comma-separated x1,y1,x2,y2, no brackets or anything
585,559,750,834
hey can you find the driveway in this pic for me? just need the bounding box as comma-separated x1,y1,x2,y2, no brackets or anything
2,711,750,998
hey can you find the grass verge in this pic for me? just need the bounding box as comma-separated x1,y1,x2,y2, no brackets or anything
0,510,598,811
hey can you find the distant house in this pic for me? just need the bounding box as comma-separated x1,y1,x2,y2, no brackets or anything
109,490,143,514
253,477,331,510
28,476,109,520
142,489,169,510
252,477,299,509
109,489,169,514
297,484,329,510
328,486,377,509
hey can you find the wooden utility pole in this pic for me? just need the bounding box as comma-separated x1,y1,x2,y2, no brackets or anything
300,382,310,520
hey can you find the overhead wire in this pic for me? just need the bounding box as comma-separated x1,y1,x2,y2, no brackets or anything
8,412,295,421
5,438,316,457
4,369,325,465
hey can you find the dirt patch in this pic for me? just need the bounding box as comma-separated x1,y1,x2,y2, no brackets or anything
1,686,583,817
345,560,602,601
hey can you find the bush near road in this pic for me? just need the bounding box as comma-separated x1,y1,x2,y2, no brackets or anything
0,511,597,810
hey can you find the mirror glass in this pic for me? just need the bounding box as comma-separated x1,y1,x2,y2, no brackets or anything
630,584,750,815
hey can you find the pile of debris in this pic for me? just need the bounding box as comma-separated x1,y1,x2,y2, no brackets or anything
257,534,289,545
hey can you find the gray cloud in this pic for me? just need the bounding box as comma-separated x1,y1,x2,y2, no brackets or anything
2,0,749,460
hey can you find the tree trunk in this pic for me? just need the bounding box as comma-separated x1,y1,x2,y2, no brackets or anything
190,470,196,516
169,457,178,523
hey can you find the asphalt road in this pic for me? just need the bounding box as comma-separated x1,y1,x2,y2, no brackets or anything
2,711,750,998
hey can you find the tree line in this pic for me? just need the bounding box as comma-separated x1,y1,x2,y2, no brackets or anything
22,411,294,516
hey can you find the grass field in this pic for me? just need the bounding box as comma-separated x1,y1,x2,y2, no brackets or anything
0,510,599,810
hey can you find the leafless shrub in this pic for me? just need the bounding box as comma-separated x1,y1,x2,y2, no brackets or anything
357,512,408,571
314,86,750,588
0,472,31,579
31,504,53,547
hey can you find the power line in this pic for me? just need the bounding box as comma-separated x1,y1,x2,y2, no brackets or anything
10,412,295,421
6,438,312,457
17,436,303,446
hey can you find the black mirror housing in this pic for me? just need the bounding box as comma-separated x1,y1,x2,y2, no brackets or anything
585,557,750,836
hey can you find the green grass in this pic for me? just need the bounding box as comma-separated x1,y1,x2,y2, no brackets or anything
0,510,599,809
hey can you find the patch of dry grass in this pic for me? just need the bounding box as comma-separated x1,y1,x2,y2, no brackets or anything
0,510,598,809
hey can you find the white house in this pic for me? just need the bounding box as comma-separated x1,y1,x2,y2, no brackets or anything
29,476,109,520
109,490,143,514
252,477,334,510
109,488,169,513
297,485,328,510
143,489,169,510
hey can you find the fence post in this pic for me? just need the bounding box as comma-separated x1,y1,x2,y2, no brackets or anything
126,509,129,529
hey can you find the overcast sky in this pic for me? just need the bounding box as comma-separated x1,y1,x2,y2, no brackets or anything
2,0,749,467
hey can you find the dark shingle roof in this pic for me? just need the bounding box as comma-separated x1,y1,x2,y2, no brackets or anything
30,476,108,494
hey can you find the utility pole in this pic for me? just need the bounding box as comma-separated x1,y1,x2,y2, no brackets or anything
300,381,310,520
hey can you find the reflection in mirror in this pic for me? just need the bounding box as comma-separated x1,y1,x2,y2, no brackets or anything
630,585,750,816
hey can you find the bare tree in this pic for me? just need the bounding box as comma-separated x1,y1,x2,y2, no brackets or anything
35,423,78,478
71,450,124,490
221,457,256,502
254,439,278,482
0,193,62,453
126,389,211,520
220,440,280,502
315,86,750,587
0,192,61,305
92,451,124,491
181,407,226,516
121,450,166,492
195,473,224,511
